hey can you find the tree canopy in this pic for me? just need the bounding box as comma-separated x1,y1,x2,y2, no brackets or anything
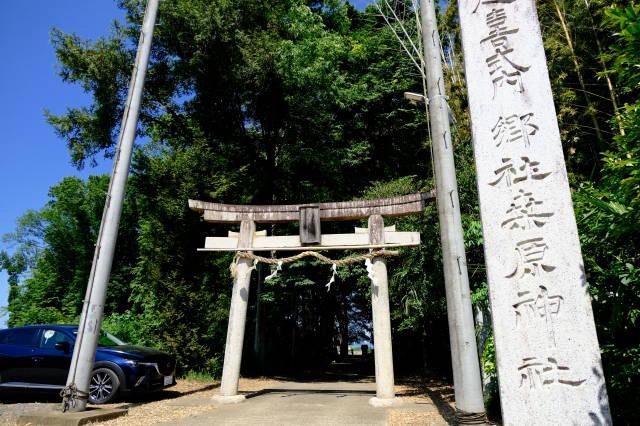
2,0,638,422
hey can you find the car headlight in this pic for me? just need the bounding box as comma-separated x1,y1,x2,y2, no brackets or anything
123,360,160,373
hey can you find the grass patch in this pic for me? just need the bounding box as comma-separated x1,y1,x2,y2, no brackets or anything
180,370,217,383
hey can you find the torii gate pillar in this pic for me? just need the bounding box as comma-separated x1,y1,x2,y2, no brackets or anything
368,215,400,407
213,220,255,404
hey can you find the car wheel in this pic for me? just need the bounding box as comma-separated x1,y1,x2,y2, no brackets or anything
89,367,120,404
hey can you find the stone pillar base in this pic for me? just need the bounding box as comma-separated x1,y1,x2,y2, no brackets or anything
368,397,403,407
212,394,246,404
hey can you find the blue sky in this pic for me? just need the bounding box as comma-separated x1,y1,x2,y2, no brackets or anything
0,1,122,327
0,0,374,328
350,0,375,9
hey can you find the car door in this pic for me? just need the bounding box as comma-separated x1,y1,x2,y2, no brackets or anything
31,328,74,385
0,328,40,384
0,329,12,383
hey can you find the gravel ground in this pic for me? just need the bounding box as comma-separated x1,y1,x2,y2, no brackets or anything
0,376,454,426
391,377,456,425
98,377,283,426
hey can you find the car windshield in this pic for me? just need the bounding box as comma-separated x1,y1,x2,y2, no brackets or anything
72,330,126,347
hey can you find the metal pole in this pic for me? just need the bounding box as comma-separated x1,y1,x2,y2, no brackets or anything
62,0,159,412
419,0,486,419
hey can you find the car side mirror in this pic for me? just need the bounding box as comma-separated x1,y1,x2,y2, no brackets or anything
55,341,70,354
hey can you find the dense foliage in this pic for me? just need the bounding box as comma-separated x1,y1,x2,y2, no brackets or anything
1,0,638,422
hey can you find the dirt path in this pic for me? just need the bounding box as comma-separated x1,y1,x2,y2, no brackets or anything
0,376,455,425
99,377,282,426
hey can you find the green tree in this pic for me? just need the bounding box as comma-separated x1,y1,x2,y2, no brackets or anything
572,5,640,422
2,1,638,422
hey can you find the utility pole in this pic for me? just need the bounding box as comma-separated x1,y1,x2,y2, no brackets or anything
419,0,486,421
62,0,159,412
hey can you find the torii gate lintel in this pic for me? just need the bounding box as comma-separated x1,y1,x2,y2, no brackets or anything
188,191,434,224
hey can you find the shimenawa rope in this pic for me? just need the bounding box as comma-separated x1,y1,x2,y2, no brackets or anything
456,408,489,425
60,383,89,412
229,250,400,291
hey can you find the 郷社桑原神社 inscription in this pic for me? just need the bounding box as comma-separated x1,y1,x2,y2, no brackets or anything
459,0,612,424
491,113,538,147
500,188,554,230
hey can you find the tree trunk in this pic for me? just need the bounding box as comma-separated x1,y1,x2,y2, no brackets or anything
422,320,429,372
253,265,265,372
553,0,604,150
337,287,350,358
582,0,624,136
290,293,297,362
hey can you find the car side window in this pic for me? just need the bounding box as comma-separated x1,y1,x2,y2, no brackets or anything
39,329,73,349
5,328,39,346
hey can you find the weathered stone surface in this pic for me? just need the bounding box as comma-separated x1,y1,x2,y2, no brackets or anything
16,407,127,426
188,192,434,223
218,220,255,399
212,394,246,404
368,215,396,401
368,396,403,408
458,1,611,424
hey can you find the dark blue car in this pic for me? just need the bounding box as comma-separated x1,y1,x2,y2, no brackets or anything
0,325,176,404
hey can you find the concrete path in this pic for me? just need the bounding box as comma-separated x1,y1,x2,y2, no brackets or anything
160,381,448,426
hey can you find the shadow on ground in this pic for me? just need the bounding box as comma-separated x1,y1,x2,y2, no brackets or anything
262,356,376,384
246,387,376,399
0,382,219,407
1,357,460,426
396,376,457,424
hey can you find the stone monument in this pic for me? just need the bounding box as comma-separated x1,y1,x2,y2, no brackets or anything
458,0,611,424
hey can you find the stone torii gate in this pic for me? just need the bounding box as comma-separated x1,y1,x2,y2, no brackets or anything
189,192,433,407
